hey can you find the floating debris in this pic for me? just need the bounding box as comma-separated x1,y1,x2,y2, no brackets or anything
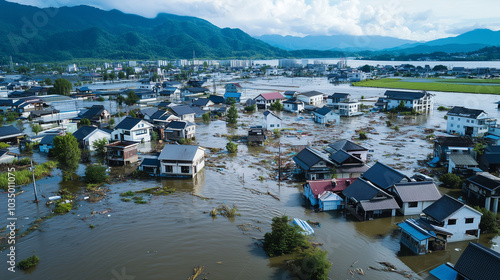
187,265,204,280
209,204,240,218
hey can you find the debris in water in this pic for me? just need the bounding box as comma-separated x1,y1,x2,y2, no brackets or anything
350,260,358,267
187,265,204,280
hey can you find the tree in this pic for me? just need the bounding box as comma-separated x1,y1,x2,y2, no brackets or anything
474,206,499,234
359,131,367,140
129,110,137,118
270,101,283,111
118,71,125,80
15,65,30,74
151,73,160,82
293,247,331,280
92,138,108,158
102,72,109,81
44,78,53,85
16,119,24,131
439,173,462,189
97,96,105,101
226,97,236,105
30,123,42,135
125,90,139,106
473,142,487,156
108,118,115,127
53,134,81,181
263,215,308,257
80,118,91,126
227,104,238,124
360,64,371,73
244,104,256,112
226,141,238,153
432,65,448,72
116,95,125,106
84,165,108,184
202,112,210,122
151,131,159,142
125,67,134,78
109,72,116,82
51,78,72,95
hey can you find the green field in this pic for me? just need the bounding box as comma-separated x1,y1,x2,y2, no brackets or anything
353,78,500,94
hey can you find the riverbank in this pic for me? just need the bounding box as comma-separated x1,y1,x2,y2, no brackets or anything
353,78,500,94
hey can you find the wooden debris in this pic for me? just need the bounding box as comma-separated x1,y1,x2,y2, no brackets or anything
350,260,358,267
187,266,204,280
267,191,280,201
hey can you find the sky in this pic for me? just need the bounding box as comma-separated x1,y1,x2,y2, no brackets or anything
8,0,500,41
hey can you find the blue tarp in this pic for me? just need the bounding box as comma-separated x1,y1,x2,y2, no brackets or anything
485,135,500,140
430,264,458,280
428,156,439,167
398,222,432,242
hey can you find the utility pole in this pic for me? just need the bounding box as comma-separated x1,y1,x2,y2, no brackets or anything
278,133,281,182
30,159,39,203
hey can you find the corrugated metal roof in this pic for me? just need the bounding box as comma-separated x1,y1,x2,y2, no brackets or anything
447,106,485,119
394,181,442,203
360,198,400,211
398,221,433,241
430,264,458,280
454,242,500,280
300,91,324,97
342,177,388,201
114,117,142,130
158,144,202,161
449,154,478,166
0,126,23,138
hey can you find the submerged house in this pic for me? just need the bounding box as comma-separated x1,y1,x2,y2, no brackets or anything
342,177,400,220
72,125,112,151
0,126,25,144
303,178,353,211
465,172,500,214
77,105,110,126
430,242,500,280
247,126,266,145
383,90,434,113
446,106,493,137
105,141,139,166
397,218,450,255
325,139,369,162
361,161,411,190
111,117,153,143
422,194,482,243
393,181,442,215
254,92,285,109
433,136,475,165
292,146,335,180
158,144,205,178
312,107,340,124
283,98,305,113
263,110,282,131
328,149,370,179
38,134,57,153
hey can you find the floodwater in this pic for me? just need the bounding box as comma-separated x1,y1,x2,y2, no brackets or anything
2,76,500,280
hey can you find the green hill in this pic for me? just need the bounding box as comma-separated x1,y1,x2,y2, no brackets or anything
0,0,289,62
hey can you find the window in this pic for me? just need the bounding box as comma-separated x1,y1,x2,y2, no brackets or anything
135,129,147,135
448,219,457,225
270,124,275,127
164,165,173,173
451,117,454,120
466,120,470,123
181,166,190,173
408,202,418,208
457,125,460,128
114,134,118,140
465,218,474,224
450,124,454,127
458,118,460,121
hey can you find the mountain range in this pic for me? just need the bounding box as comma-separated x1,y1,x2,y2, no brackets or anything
1,0,499,63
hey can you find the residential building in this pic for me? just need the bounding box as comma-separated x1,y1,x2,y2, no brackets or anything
138,157,161,176
448,153,479,174
224,83,242,102
383,90,434,113
283,91,298,99
392,181,442,215
397,218,449,255
78,105,110,126
326,93,350,108
337,100,362,117
433,136,475,164
283,98,304,113
465,172,500,214
111,117,153,142
191,98,214,110
328,150,370,178
263,110,282,131
479,145,500,172
72,126,112,151
303,178,353,211
342,177,400,220
0,126,25,143
447,106,494,137
361,161,411,190
38,134,56,153
312,107,340,124
164,121,196,141
430,242,500,280
423,195,482,243
169,105,196,123
292,146,335,180
105,141,139,166
247,127,266,145
296,91,324,107
254,92,285,109
158,144,205,178
325,139,369,162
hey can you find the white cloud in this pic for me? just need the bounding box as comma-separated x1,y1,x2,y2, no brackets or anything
8,0,500,41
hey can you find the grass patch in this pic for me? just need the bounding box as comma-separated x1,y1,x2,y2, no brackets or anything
353,78,500,94
135,185,175,195
133,196,147,204
120,198,131,202
209,203,240,218
120,191,135,197
0,161,57,190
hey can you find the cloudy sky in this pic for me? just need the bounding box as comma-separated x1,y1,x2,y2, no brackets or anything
9,0,500,41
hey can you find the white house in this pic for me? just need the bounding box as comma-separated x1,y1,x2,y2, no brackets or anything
158,144,205,178
423,195,482,243
383,90,434,113
170,105,196,123
446,106,493,137
392,181,442,215
348,72,367,82
263,110,282,131
111,117,153,142
296,91,324,107
283,98,305,113
313,107,340,124
72,125,112,151
327,93,350,108
337,100,362,117
254,92,285,109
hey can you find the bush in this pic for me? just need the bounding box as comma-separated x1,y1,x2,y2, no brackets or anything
18,255,40,270
293,248,331,280
84,165,108,184
263,216,309,257
270,101,283,111
437,106,450,111
54,202,72,214
359,131,367,140
474,206,499,234
226,141,238,153
393,125,399,131
0,142,10,149
202,112,210,122
385,120,392,127
439,173,463,189
97,96,105,101
244,104,256,112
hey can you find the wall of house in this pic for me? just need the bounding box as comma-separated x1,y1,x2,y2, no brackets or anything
86,131,111,151
443,207,482,243
160,149,204,177
400,201,435,216
297,95,323,106
265,115,282,131
303,185,319,206
447,115,489,137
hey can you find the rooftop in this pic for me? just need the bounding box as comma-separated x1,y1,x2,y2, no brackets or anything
394,181,442,203
447,106,486,119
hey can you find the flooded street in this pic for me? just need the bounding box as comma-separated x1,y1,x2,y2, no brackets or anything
2,77,500,279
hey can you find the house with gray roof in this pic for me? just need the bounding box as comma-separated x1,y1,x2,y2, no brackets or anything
72,125,112,151
325,139,369,162
292,146,334,180
392,181,442,215
169,105,196,123
383,90,433,113
423,195,482,242
158,144,205,178
0,149,18,164
263,110,282,131
296,91,324,107
328,150,369,179
342,177,400,220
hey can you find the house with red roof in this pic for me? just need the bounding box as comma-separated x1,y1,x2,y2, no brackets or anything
254,92,285,109
303,178,355,211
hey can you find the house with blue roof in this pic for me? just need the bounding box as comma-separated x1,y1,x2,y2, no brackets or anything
38,134,57,153
397,218,449,255
312,107,339,124
111,117,153,142
138,157,161,176
361,161,411,190
224,83,242,102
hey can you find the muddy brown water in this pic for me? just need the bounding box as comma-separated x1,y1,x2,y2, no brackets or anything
2,77,500,279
